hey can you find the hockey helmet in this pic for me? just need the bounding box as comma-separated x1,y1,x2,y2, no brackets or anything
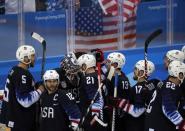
60,52,80,74
16,45,35,64
77,54,96,70
107,52,126,69
43,70,59,82
135,60,155,77
168,60,185,83
166,50,184,62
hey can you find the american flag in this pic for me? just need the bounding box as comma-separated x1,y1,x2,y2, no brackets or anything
123,0,140,48
98,0,140,21
97,0,140,49
98,0,118,16
75,7,119,51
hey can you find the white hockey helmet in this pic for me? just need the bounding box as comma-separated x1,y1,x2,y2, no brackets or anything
77,55,85,67
135,60,155,76
77,54,96,70
16,45,35,64
43,70,59,82
168,60,185,83
166,50,184,62
107,52,126,69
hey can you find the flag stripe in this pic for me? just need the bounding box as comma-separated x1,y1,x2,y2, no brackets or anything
124,33,136,39
76,38,118,44
75,14,119,51
124,37,136,44
101,0,118,15
75,45,118,51
124,42,136,48
75,0,140,51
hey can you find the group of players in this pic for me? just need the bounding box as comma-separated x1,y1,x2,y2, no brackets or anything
0,45,185,131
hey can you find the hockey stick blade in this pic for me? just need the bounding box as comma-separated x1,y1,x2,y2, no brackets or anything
31,32,46,46
144,29,162,52
31,32,46,79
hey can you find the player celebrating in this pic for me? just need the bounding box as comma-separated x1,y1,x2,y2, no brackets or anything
40,70,81,131
55,53,82,104
120,60,155,131
109,60,156,131
164,50,184,69
77,54,107,131
0,45,45,131
103,52,131,131
145,60,185,131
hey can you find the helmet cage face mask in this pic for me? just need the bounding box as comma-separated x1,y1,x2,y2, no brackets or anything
61,53,81,74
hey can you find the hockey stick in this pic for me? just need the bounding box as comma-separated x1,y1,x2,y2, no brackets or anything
144,29,162,81
95,62,105,123
111,72,118,131
78,66,115,129
31,32,46,131
31,32,46,79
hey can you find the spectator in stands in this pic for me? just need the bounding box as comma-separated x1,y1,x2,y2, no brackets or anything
5,0,36,14
36,0,46,11
45,0,67,11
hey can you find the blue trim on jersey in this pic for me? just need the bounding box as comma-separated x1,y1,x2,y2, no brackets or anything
92,96,104,113
162,106,183,125
16,89,40,108
63,102,81,121
162,84,183,125
127,105,145,117
61,93,81,121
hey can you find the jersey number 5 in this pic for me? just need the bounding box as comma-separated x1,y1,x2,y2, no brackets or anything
4,78,10,102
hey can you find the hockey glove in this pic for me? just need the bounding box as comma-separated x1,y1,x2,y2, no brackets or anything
147,79,163,90
0,123,7,131
35,81,44,89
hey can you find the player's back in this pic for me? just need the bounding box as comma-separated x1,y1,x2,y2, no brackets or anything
106,72,131,99
2,66,36,130
79,72,98,114
126,81,148,131
145,79,182,131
